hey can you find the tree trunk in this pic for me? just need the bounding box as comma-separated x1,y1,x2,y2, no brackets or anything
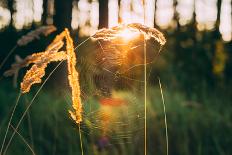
54,0,73,32
42,0,48,25
98,0,109,29
53,0,73,88
7,0,14,28
118,0,121,23
173,0,180,30
216,0,222,27
213,0,222,39
153,0,157,27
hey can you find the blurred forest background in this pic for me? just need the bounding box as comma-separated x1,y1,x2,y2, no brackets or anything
0,0,232,155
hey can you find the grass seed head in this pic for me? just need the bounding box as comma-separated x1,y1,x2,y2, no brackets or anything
92,23,166,45
17,25,57,46
64,28,82,124
7,28,83,124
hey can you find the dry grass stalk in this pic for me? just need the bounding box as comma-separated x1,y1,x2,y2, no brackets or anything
4,40,63,77
4,55,23,87
46,30,66,50
92,23,166,72
4,40,64,90
0,26,56,72
64,29,82,124
127,23,166,45
20,51,67,93
92,23,166,45
5,28,83,124
17,25,57,46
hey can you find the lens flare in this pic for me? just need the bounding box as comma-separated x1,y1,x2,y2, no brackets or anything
117,28,140,41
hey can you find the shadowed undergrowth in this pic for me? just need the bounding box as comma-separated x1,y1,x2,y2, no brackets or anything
0,81,231,155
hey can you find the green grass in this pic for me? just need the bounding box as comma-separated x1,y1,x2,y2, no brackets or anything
0,80,232,155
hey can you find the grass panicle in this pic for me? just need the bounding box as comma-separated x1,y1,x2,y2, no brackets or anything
5,28,83,124
92,23,166,45
64,29,82,124
17,25,57,46
0,25,56,71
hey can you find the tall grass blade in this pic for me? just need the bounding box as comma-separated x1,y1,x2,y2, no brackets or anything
10,125,36,155
0,92,21,155
158,77,169,155
2,61,63,155
0,45,18,71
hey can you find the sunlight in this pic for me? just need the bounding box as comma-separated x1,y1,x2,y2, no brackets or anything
13,0,43,30
108,0,119,27
13,0,33,30
0,0,231,41
0,6,11,30
72,0,99,36
144,0,155,27
219,0,232,41
116,0,155,27
33,0,43,22
155,0,174,29
119,0,144,24
117,28,140,41
195,0,217,31
90,0,99,33
177,0,194,26
71,1,79,30
119,0,132,24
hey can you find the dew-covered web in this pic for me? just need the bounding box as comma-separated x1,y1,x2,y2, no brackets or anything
63,32,164,154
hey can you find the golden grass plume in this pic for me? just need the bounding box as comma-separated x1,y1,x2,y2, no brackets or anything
5,28,82,124
92,23,166,45
64,29,82,124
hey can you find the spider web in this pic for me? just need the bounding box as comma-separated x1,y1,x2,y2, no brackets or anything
63,36,163,154
0,35,164,155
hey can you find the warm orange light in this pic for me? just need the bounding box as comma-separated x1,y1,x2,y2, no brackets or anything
117,28,140,41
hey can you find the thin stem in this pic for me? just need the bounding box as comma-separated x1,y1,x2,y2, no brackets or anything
0,92,21,155
2,36,90,154
144,36,147,155
3,61,63,155
158,78,169,155
24,96,34,151
74,37,91,50
10,125,36,155
0,45,18,71
78,124,84,155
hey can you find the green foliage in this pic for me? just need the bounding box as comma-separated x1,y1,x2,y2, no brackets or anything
156,24,232,98
1,83,232,155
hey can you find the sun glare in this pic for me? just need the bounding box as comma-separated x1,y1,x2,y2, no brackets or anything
117,28,140,41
